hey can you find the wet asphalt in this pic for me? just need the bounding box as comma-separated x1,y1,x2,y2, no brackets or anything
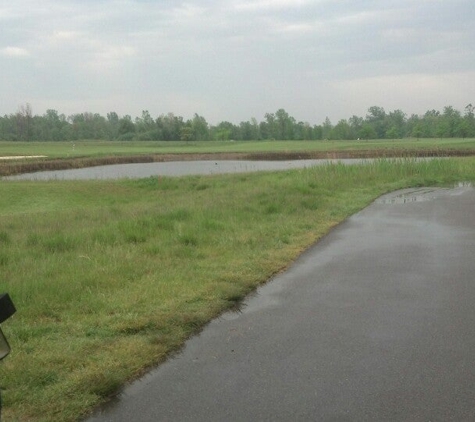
87,185,475,422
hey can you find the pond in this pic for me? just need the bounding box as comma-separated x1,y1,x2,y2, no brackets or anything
4,158,373,181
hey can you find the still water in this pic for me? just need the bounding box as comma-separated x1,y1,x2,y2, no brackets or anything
4,159,372,181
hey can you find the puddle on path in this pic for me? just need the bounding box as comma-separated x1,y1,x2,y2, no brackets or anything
376,188,442,204
376,182,473,205
455,181,473,188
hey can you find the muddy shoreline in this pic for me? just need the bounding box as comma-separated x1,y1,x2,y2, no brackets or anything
1,148,474,177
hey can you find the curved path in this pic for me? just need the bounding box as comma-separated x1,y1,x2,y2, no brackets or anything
87,185,475,422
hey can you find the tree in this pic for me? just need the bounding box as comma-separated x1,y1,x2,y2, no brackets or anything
419,110,439,138
359,123,377,140
118,115,136,139
386,109,406,138
191,114,209,141
41,109,67,141
465,103,475,119
107,112,120,140
365,106,387,138
441,106,462,137
411,123,423,140
312,125,323,140
135,110,155,134
294,121,309,140
386,126,399,140
180,126,193,142
250,117,260,140
457,119,471,139
331,119,351,140
322,117,332,139
462,104,475,138
275,108,295,140
155,113,185,141
213,121,235,141
348,115,363,139
15,103,33,141
264,112,278,139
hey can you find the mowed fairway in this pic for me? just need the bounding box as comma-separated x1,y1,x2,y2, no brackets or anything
0,158,475,421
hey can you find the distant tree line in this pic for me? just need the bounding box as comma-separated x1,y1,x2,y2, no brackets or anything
1,104,474,142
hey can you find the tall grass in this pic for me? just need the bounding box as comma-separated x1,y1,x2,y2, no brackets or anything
0,158,474,421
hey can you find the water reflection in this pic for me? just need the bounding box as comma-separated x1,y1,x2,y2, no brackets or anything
455,181,473,188
376,183,473,205
376,188,440,204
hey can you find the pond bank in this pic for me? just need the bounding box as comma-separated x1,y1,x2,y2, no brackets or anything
1,148,473,177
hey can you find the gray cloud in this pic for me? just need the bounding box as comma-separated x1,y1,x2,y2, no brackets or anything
1,0,474,124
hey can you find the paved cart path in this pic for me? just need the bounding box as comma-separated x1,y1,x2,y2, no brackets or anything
87,185,475,422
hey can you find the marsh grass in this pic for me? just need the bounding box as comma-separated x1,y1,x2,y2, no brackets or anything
0,158,474,421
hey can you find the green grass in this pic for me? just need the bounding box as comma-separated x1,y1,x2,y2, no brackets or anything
0,138,475,159
0,158,474,421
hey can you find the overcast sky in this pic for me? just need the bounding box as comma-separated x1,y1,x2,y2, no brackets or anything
1,0,474,124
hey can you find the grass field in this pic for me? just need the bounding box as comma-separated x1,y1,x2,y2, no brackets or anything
0,157,475,421
1,138,475,159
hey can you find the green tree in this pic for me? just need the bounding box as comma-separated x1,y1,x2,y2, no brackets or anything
250,117,260,140
386,109,406,138
15,103,33,141
42,109,67,141
322,117,332,140
180,126,193,142
135,110,155,134
213,121,235,141
359,123,377,140
365,106,387,139
461,103,475,138
118,115,136,139
386,126,399,139
107,112,120,140
331,119,351,140
191,114,209,141
264,112,278,139
348,115,363,139
275,108,295,140
411,123,423,140
441,106,462,137
156,113,185,141
420,110,439,138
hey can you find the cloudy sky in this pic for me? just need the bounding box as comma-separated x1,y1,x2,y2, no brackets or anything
1,0,474,124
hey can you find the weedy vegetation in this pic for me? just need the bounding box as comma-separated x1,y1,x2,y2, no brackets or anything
0,158,474,421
